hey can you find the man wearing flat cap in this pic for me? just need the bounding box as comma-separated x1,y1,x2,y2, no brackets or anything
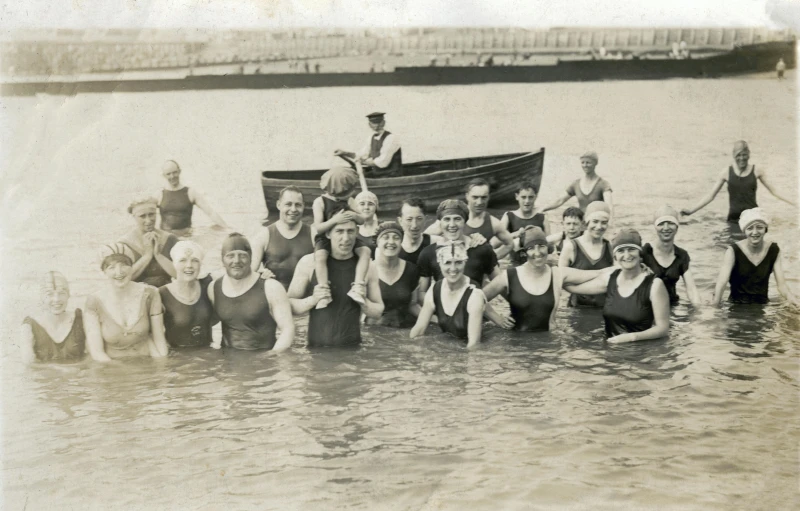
334,112,403,178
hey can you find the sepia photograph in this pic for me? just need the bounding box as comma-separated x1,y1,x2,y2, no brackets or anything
1,1,798,509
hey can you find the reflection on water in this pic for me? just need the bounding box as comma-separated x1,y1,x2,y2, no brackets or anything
2,75,799,509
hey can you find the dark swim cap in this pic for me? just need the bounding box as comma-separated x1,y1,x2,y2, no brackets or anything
221,233,252,258
436,199,469,220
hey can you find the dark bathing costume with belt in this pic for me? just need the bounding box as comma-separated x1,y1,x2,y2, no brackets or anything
159,275,217,348
122,235,179,288
399,233,431,265
641,243,691,306
506,267,555,332
159,187,193,232
366,261,420,328
462,214,497,242
213,278,277,350
727,165,758,222
507,212,547,265
568,238,613,307
308,256,363,347
22,310,85,362
432,280,474,341
603,269,657,337
262,223,314,289
728,242,780,304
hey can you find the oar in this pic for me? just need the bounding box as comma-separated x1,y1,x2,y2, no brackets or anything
353,159,369,193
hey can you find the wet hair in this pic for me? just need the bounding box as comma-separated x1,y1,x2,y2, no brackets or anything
397,197,426,217
278,186,304,202
562,207,584,221
465,178,490,193
515,180,538,195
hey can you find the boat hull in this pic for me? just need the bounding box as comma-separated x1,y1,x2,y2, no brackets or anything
261,150,545,214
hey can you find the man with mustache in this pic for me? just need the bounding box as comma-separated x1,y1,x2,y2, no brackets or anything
288,218,384,347
208,233,294,351
251,186,316,290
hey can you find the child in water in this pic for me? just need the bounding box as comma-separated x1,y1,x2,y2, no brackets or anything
311,166,371,308
497,180,548,263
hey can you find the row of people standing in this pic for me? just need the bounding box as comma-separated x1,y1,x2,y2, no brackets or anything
21,137,798,362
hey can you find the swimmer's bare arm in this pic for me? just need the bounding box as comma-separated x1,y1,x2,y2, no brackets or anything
148,293,169,358
602,190,614,219
83,303,112,362
152,236,176,279
189,188,232,229
287,256,330,314
711,247,735,306
424,223,442,236
549,268,564,331
482,272,514,329
756,169,797,207
772,253,799,306
408,283,422,318
681,268,702,306
608,279,670,343
417,276,432,306
265,280,295,351
250,228,270,272
561,266,614,286
127,240,154,281
410,288,436,339
546,232,563,244
558,239,576,268
563,271,612,295
466,291,486,349
537,192,572,214
681,169,727,216
491,217,515,258
360,265,384,319
19,323,36,364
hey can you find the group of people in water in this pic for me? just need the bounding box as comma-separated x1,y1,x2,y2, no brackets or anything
20,130,798,362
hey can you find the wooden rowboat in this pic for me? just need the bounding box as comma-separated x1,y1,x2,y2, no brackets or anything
261,149,545,214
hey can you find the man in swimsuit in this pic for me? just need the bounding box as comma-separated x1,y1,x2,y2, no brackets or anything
208,234,294,351
288,218,384,348
158,160,233,236
681,141,796,223
334,112,403,178
250,186,316,289
425,178,514,258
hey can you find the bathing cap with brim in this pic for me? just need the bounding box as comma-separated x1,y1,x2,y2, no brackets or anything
521,226,548,249
584,201,611,222
221,234,252,258
375,221,403,240
612,228,643,253
653,205,680,227
738,207,769,232
436,199,469,220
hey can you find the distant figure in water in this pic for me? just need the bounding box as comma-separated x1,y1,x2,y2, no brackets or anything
712,208,798,306
776,58,786,79
315,63,320,73
158,160,232,237
304,62,310,73
20,272,86,364
681,141,796,223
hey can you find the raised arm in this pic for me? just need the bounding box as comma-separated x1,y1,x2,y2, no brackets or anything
410,287,436,339
757,170,797,207
711,247,735,306
681,169,726,216
772,253,799,306
189,188,232,229
538,192,572,214
608,278,670,343
266,280,295,351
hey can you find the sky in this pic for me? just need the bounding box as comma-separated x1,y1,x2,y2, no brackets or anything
0,0,797,30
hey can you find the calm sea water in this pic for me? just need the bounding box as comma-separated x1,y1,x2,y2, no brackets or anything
1,72,798,510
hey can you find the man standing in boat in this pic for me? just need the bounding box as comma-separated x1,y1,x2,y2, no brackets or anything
334,112,403,178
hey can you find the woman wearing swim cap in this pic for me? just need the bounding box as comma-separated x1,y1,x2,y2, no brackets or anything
159,241,219,348
84,244,169,360
681,141,796,223
565,229,671,343
118,196,179,288
559,201,614,307
366,222,421,327
711,208,798,306
641,206,701,306
355,190,380,256
411,241,487,348
20,272,86,363
536,151,614,216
